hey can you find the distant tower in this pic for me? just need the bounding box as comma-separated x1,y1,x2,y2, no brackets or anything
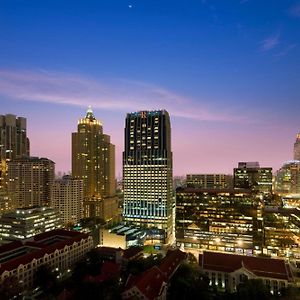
123,110,173,243
72,107,117,220
294,133,300,161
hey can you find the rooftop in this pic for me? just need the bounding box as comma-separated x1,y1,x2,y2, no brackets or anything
199,251,293,281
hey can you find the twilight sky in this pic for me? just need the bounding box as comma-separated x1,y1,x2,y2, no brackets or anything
0,0,300,177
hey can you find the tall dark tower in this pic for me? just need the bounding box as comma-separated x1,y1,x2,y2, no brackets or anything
72,107,117,220
123,110,173,243
294,133,300,161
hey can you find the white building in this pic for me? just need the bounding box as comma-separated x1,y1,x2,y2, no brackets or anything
199,251,294,295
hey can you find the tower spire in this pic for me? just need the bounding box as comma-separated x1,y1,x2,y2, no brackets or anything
86,106,95,120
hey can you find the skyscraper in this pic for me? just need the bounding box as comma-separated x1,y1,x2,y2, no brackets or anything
72,107,117,220
0,114,30,211
294,133,300,161
123,110,173,243
8,157,55,208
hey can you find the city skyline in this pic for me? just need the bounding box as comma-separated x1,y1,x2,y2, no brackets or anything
1,0,300,176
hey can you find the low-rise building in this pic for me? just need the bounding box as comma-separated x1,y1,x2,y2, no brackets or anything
199,251,294,294
0,229,93,290
0,206,61,241
122,249,187,300
99,224,146,249
186,174,233,189
176,187,263,255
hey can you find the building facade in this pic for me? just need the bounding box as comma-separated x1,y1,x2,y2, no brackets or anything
7,157,55,208
176,187,263,255
51,175,83,226
275,160,300,196
0,229,93,291
234,162,272,194
199,251,293,294
123,110,173,243
0,206,61,241
294,133,300,161
72,107,118,220
186,174,233,189
0,114,30,212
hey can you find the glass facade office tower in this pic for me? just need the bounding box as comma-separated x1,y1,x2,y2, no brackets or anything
123,110,173,242
294,133,300,161
72,107,117,220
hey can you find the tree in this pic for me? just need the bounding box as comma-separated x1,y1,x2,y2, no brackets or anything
168,263,211,300
34,265,58,295
235,279,271,300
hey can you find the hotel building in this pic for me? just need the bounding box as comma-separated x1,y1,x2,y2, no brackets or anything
123,110,173,243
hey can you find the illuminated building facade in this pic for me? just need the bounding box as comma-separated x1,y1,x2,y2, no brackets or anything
234,162,272,194
275,160,300,196
186,174,233,189
199,251,293,294
0,206,61,241
294,133,300,161
51,175,83,226
7,157,55,208
123,110,173,242
0,114,30,212
176,187,263,255
0,229,93,290
72,107,118,220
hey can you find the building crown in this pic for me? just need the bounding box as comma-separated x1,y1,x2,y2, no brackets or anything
86,106,95,121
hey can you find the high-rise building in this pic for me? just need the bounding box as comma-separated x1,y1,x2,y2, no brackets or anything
51,175,84,225
123,110,173,243
234,162,272,194
294,133,300,161
186,174,233,189
72,107,117,220
7,157,55,208
0,206,61,241
275,160,300,195
0,114,30,212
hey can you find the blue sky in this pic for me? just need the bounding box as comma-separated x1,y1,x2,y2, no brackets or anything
0,0,300,175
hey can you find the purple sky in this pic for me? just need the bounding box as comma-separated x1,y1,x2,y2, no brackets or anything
1,1,300,176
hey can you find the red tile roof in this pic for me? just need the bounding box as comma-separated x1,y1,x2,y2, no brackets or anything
124,249,187,300
159,249,187,279
132,266,167,300
200,251,292,281
123,246,143,260
0,230,90,274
